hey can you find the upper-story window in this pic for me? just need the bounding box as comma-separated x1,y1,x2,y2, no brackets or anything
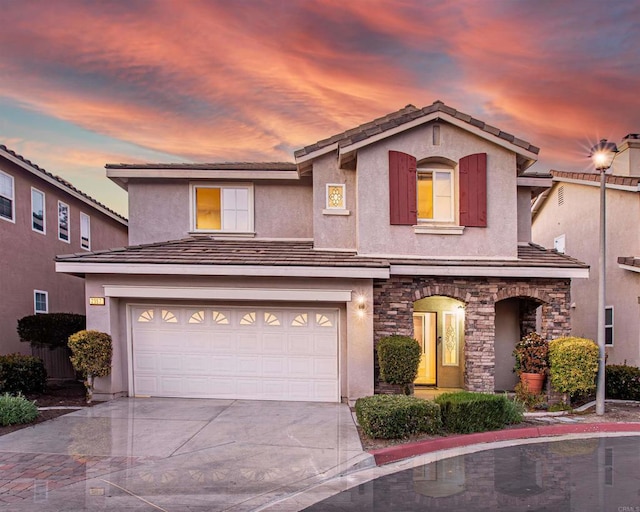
192,184,253,232
31,187,45,233
80,212,91,250
0,171,14,222
389,151,487,230
417,167,454,222
58,201,70,243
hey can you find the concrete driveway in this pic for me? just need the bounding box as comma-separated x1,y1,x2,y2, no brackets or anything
0,398,372,511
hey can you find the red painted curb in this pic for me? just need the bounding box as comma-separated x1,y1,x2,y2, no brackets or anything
370,422,640,465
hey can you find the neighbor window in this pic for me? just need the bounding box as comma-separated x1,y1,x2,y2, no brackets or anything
80,212,91,250
417,168,454,222
192,184,252,232
34,290,48,314
554,234,566,254
58,201,70,242
605,306,614,346
31,188,45,233
326,184,346,210
0,171,14,222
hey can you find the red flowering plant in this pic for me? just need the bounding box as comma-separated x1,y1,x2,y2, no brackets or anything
513,332,549,375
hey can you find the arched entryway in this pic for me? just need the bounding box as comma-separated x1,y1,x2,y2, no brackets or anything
413,296,465,388
494,296,543,391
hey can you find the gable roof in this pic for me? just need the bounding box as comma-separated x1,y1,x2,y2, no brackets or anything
294,100,540,173
0,144,127,225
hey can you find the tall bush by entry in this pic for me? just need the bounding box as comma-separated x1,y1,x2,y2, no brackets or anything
68,330,112,402
17,313,86,350
548,337,598,400
377,335,421,395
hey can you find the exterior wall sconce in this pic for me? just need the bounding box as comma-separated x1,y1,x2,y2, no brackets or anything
355,295,367,319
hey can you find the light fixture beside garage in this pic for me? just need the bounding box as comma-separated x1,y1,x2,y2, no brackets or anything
355,295,367,319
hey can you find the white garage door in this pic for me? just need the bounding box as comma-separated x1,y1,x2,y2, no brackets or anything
131,306,339,402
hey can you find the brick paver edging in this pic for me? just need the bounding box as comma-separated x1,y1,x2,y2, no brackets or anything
370,423,640,465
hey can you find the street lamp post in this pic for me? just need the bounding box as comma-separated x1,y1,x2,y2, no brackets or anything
589,139,618,416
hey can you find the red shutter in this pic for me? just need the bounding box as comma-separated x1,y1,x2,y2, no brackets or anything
389,151,417,225
459,153,487,227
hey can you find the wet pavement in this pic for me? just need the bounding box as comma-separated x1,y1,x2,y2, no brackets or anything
0,398,370,511
295,435,640,512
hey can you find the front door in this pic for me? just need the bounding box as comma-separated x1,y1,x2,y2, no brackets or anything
413,312,436,385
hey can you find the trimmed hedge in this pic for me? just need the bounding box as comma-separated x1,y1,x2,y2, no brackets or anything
435,391,523,434
606,364,640,401
377,335,421,393
17,313,86,349
548,337,598,396
0,393,39,426
355,395,442,439
0,354,47,394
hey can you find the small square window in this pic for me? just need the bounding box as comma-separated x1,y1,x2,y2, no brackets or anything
34,290,48,314
326,184,346,210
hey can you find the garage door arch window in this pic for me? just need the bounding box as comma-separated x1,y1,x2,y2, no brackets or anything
240,312,256,325
138,309,154,322
292,314,308,327
189,311,205,324
212,311,229,324
162,310,178,323
264,312,281,326
316,314,333,327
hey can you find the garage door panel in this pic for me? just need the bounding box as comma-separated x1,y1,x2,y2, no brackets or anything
132,306,339,402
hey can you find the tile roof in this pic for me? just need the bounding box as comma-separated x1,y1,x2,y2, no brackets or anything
294,100,540,159
105,162,297,171
618,256,640,268
389,243,588,269
0,144,127,223
56,239,586,270
552,170,640,187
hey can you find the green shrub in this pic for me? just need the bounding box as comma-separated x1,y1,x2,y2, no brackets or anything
435,391,523,433
606,364,640,401
17,313,86,349
377,335,421,394
355,395,442,439
0,354,47,394
0,393,39,426
548,337,598,397
68,330,112,402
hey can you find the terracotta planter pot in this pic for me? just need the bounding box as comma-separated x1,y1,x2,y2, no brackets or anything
520,372,545,394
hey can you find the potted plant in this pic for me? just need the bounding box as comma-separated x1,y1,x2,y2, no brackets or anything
513,332,549,393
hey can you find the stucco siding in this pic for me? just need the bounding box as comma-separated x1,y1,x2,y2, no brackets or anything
355,122,518,257
127,179,313,246
0,159,128,355
532,182,640,365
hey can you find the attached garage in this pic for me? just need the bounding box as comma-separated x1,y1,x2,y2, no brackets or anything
130,305,339,402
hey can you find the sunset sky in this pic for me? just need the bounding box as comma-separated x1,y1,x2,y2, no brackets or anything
1,0,638,216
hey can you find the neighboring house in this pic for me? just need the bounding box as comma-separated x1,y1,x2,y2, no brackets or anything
0,145,128,375
532,133,640,367
56,101,587,402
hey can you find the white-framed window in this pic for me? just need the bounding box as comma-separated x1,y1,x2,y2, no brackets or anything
31,187,45,233
554,234,566,254
605,306,614,346
191,183,253,232
34,290,48,314
417,168,454,222
326,184,346,209
80,212,91,250
0,170,15,222
58,201,70,243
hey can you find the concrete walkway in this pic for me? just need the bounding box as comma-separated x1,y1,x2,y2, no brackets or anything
0,398,372,511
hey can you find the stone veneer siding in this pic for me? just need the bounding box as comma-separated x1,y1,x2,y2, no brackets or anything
373,276,571,392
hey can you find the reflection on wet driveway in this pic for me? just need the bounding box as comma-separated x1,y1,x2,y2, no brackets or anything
303,436,640,511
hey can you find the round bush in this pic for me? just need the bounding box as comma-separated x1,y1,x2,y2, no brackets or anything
0,354,47,394
549,337,598,395
377,335,421,391
68,330,112,378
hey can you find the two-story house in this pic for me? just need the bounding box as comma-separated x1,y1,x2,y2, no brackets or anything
532,134,640,367
0,145,128,376
56,101,587,402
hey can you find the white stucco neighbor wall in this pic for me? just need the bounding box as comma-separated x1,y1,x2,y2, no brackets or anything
532,182,640,366
355,122,519,258
84,274,374,402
